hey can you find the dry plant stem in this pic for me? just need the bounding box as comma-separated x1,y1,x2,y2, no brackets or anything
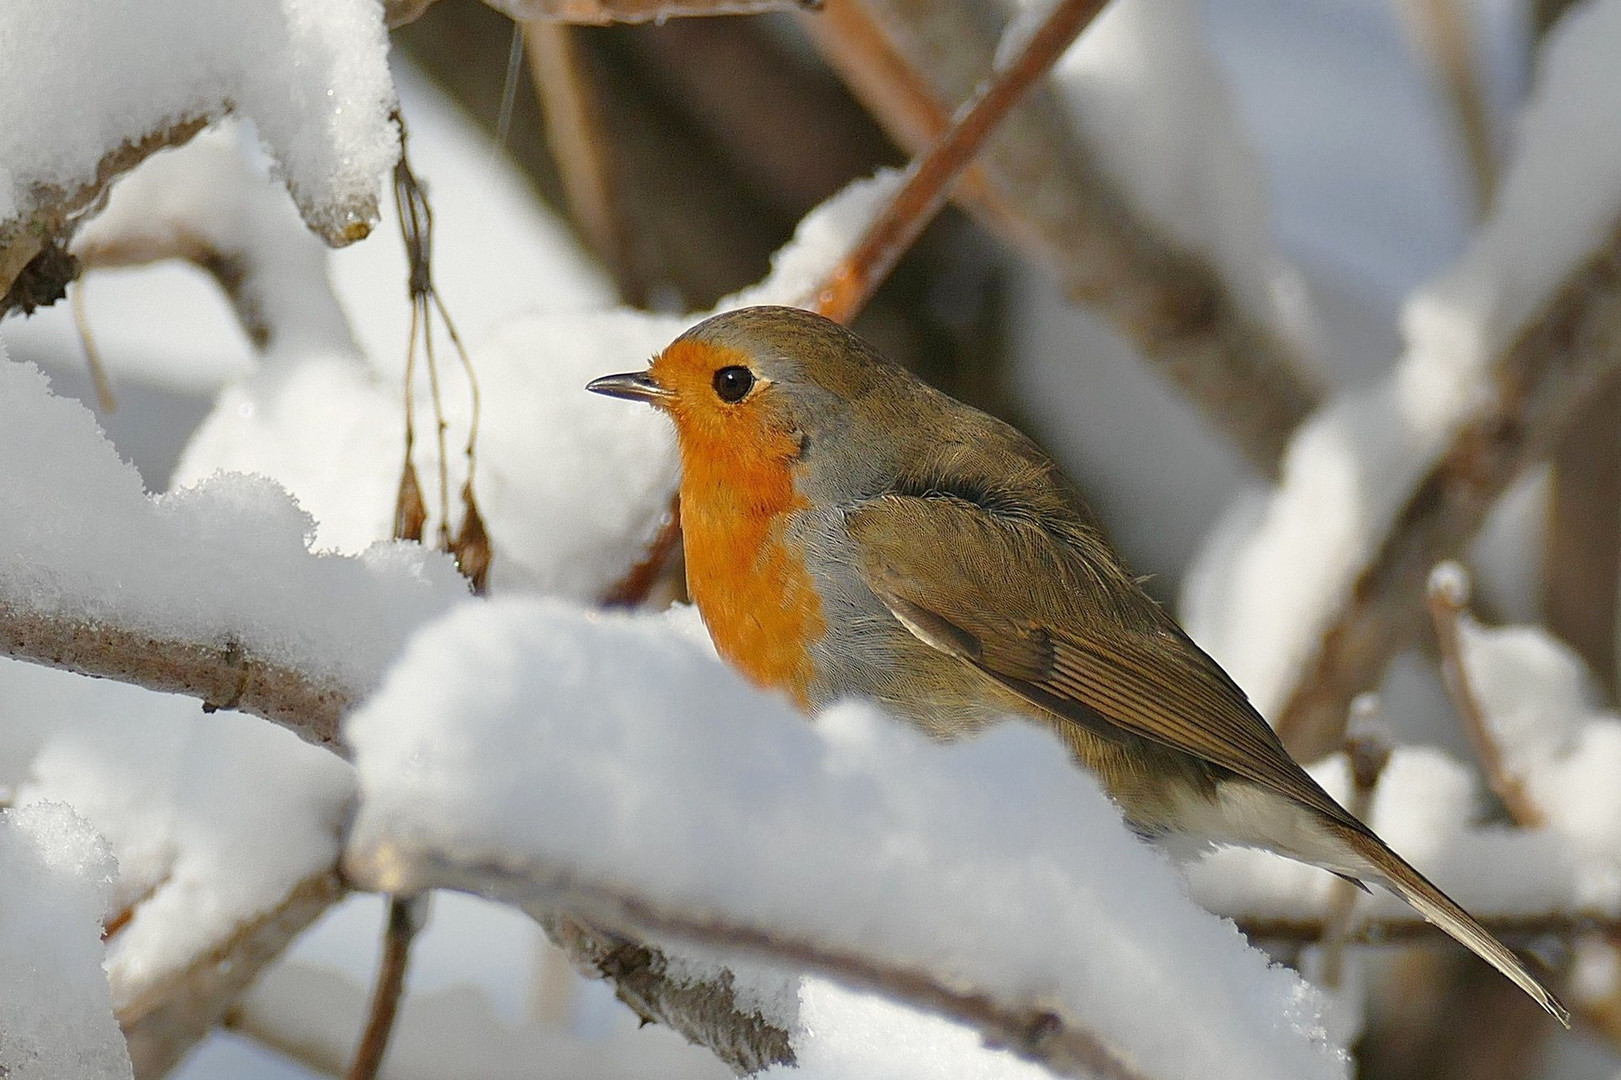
0,602,351,752
346,894,425,1080
71,280,117,412
809,0,1111,325
1276,224,1621,761
1398,0,1497,215
349,846,1154,1080
805,0,1319,474
526,20,645,306
1427,572,1548,827
120,871,344,1080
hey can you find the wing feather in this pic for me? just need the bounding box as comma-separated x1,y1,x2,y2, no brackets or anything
848,493,1359,830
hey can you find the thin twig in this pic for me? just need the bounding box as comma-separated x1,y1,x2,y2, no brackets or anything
70,280,117,412
808,0,1111,325
1397,0,1497,215
1427,562,1548,827
1317,696,1392,988
393,112,492,590
346,894,427,1080
526,19,645,306
119,871,344,1080
804,0,1321,474
603,495,681,607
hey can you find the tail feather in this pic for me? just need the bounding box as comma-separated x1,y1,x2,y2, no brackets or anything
1345,830,1570,1027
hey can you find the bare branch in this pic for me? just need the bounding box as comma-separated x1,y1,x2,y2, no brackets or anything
119,871,344,1080
526,20,645,307
346,895,427,1080
539,911,795,1075
803,0,1321,474
1545,373,1621,694
1276,224,1621,760
1396,0,1498,214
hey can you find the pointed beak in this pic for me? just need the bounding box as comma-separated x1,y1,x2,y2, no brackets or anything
587,371,674,406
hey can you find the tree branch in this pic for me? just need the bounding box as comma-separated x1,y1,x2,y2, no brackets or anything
1276,224,1621,760
118,870,345,1080
347,845,1153,1080
803,0,1320,474
0,604,352,753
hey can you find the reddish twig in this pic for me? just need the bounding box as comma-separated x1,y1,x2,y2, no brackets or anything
809,0,1111,325
603,495,682,607
346,894,427,1080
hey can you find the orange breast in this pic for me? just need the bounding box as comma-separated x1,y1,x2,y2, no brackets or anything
677,435,826,710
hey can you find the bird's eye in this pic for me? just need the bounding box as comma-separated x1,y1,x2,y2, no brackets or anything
713,365,755,403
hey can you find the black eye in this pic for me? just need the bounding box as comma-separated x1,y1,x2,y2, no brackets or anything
713,365,755,403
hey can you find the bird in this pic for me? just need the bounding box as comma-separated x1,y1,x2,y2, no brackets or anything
588,304,1569,1025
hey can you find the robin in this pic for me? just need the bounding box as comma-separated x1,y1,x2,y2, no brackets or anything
588,304,1568,1025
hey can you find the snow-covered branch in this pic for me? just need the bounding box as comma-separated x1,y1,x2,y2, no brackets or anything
1184,0,1621,760
0,0,398,314
1275,219,1621,759
121,871,342,1079
342,599,1352,1080
805,0,1322,474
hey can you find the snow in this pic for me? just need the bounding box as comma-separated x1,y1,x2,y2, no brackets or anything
0,0,397,245
5,671,354,1008
0,801,132,1080
0,356,470,695
233,958,731,1080
763,978,1053,1080
345,598,1349,1080
173,167,903,597
1457,612,1621,904
1180,0,1621,717
72,125,358,359
1051,0,1311,351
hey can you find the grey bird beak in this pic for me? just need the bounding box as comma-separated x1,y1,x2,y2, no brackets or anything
587,371,674,405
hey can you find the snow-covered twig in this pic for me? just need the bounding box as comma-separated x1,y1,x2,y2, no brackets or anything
1427,563,1547,827
804,0,1321,474
1276,224,1621,760
120,870,343,1079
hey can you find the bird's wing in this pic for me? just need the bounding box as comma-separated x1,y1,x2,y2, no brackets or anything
846,493,1358,829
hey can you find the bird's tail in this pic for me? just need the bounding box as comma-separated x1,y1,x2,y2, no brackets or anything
1340,829,1570,1027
